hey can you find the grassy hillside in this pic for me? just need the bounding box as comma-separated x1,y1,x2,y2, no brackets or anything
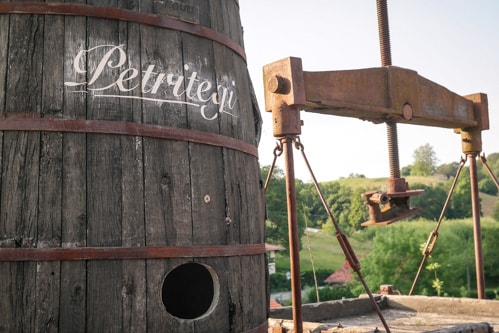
274,175,498,276
335,175,445,190
275,228,373,274
481,192,498,217
336,175,497,218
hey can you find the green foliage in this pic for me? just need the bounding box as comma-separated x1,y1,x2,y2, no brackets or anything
349,220,499,298
478,178,498,195
299,181,362,233
347,187,370,230
263,160,499,298
448,172,474,219
410,183,448,220
476,153,499,195
492,200,499,222
482,222,499,280
350,223,427,295
401,165,412,177
435,162,460,179
263,165,306,248
304,285,354,303
300,269,333,288
269,272,291,292
478,153,499,180
426,262,444,296
411,143,438,176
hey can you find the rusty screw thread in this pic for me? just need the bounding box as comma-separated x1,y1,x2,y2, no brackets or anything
377,0,392,67
386,121,401,178
377,0,401,179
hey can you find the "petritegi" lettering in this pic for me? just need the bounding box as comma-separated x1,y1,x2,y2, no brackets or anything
65,44,238,120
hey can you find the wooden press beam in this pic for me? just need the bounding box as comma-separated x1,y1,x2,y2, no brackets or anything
263,57,489,132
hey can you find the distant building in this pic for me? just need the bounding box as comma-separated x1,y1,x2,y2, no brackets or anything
324,260,352,284
265,243,285,275
269,298,283,309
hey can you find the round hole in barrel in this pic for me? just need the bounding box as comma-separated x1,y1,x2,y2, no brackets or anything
162,263,219,320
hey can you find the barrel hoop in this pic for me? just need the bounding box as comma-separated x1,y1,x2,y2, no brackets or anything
242,321,268,333
0,244,265,262
0,1,246,61
0,118,258,157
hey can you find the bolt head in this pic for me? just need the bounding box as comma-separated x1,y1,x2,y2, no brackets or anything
402,103,413,120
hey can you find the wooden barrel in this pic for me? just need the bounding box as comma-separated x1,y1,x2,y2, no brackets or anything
0,1,267,332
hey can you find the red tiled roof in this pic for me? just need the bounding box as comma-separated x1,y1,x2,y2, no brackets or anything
324,261,352,284
265,243,285,251
270,298,283,309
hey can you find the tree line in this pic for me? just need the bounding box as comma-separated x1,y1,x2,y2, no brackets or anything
262,145,499,249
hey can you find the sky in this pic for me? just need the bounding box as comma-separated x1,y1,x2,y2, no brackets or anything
239,1,499,182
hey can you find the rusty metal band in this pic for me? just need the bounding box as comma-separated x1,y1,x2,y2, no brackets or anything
0,243,265,262
242,321,268,333
0,118,258,157
0,1,246,61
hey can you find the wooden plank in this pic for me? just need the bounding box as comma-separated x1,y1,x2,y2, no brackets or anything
117,4,147,329
36,132,63,333
59,2,88,330
34,10,65,332
212,1,268,330
0,13,43,332
0,7,6,116
139,0,192,329
141,25,199,333
59,134,87,333
0,8,9,332
181,3,229,330
85,1,124,330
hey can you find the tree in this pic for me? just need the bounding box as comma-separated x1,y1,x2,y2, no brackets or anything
350,221,480,297
409,183,448,220
262,165,306,249
447,172,474,219
478,178,498,196
346,187,370,231
435,161,460,179
411,143,438,176
350,224,427,295
484,153,499,175
401,165,412,177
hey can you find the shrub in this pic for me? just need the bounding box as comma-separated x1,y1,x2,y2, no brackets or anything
304,285,354,303
269,272,290,292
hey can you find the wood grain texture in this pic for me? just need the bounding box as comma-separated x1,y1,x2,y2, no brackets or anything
59,2,88,330
34,10,64,332
0,0,266,331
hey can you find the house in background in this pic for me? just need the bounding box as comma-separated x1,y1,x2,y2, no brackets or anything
265,243,285,275
324,260,353,285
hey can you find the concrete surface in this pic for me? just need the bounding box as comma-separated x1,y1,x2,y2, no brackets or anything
268,295,498,333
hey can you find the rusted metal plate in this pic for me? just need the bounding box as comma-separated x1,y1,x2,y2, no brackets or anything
303,67,477,129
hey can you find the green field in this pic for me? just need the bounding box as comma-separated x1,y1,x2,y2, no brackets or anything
335,175,445,189
275,228,373,273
